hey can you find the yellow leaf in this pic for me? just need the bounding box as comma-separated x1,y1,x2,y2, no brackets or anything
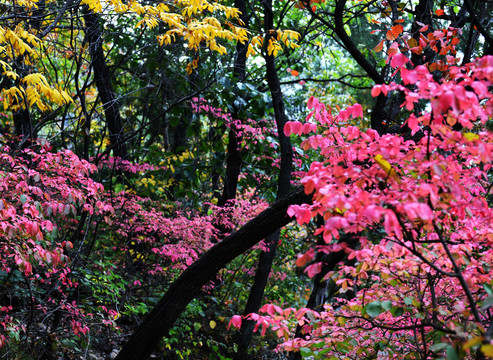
374,154,400,182
463,336,483,350
481,344,493,357
209,320,216,329
463,132,479,141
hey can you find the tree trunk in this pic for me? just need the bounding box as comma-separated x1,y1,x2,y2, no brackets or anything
83,9,128,160
410,0,435,67
288,231,359,360
235,0,293,355
115,187,312,360
218,0,250,206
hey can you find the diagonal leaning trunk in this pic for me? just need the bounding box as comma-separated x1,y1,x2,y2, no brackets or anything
115,187,312,360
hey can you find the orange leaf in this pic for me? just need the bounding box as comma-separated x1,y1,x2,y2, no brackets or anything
391,24,403,37
386,25,403,41
428,62,438,72
311,5,316,11
386,30,396,41
374,39,384,52
407,38,417,48
387,41,399,56
435,9,445,16
291,69,299,76
395,19,405,23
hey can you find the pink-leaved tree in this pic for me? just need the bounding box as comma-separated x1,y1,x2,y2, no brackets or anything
238,55,493,359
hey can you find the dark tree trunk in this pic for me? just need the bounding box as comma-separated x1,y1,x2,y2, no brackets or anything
462,0,492,61
236,229,280,355
218,0,249,206
288,230,359,360
333,0,385,85
83,9,128,160
13,108,34,144
410,0,435,67
332,0,390,134
115,187,313,360
235,0,293,356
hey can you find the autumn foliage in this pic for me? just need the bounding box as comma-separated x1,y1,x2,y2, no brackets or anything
237,55,493,359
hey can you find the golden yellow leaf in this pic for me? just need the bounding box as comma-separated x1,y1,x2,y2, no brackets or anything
374,154,400,182
463,336,483,350
481,344,493,357
463,132,479,141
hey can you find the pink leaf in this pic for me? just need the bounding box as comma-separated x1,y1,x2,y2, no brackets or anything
284,121,302,136
307,96,317,109
305,262,322,278
228,315,242,330
390,53,410,68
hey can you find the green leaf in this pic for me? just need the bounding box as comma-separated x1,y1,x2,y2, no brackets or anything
484,284,493,295
193,322,201,331
381,300,393,311
429,342,448,351
482,295,493,310
20,194,27,204
390,306,404,317
51,227,58,239
114,183,124,193
344,24,352,36
446,345,459,360
300,347,312,357
366,301,383,318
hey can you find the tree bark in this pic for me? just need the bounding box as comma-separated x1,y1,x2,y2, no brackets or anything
410,0,435,67
288,231,359,360
83,9,128,160
115,187,312,360
218,0,249,206
333,0,385,85
235,0,293,355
